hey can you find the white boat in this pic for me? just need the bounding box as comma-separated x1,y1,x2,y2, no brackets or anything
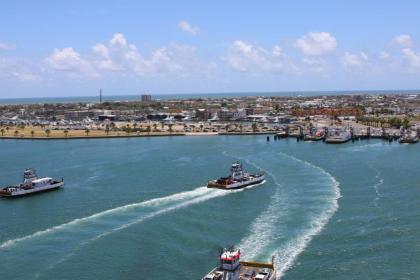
325,129,351,144
202,247,276,280
207,162,265,190
0,169,64,198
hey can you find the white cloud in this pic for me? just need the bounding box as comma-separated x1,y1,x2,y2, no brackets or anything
341,52,369,68
295,32,337,56
45,47,98,77
401,48,420,68
378,51,390,60
43,33,213,79
392,34,414,48
110,33,128,47
227,40,297,74
0,42,16,51
178,20,200,35
0,57,43,82
301,57,328,74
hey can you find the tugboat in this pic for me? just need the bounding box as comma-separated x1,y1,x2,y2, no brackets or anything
207,162,265,190
0,168,64,198
202,247,276,280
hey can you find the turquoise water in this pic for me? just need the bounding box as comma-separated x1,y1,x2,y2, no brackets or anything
0,137,419,279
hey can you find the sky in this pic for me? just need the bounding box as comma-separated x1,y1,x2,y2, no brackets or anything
1,0,420,98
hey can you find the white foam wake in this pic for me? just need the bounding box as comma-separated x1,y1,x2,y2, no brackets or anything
223,151,288,261
273,152,341,278
236,152,341,279
0,186,223,249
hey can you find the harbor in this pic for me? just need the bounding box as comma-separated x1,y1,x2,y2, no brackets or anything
0,135,418,279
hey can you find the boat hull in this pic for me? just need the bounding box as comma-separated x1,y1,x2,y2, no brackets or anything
325,137,351,144
0,181,64,198
207,176,265,190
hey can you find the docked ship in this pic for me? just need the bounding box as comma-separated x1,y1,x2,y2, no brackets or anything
399,132,419,144
202,247,276,280
207,162,265,190
325,129,351,144
0,168,64,198
304,129,325,141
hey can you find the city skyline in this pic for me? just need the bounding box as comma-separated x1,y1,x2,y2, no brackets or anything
1,0,420,98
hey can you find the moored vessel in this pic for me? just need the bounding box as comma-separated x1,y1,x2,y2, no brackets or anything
325,128,351,144
207,162,265,190
202,247,276,280
0,168,64,198
399,131,419,144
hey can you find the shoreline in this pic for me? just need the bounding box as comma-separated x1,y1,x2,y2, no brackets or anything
0,131,278,140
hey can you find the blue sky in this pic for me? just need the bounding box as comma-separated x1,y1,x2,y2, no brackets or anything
1,0,420,98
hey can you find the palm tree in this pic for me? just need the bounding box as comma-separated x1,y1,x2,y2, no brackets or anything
133,123,138,130
31,130,35,137
14,130,19,137
146,125,151,134
252,123,258,133
168,123,173,134
64,129,69,137
85,128,90,136
0,128,4,136
45,129,51,137
6,127,9,133
200,124,204,131
153,123,158,132
160,122,164,130
105,126,110,136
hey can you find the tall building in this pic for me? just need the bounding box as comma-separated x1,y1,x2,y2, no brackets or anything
99,88,102,103
141,94,152,102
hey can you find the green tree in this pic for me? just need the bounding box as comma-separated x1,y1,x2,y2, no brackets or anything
402,118,410,129
85,128,90,136
31,130,35,137
64,129,69,137
0,128,4,136
45,129,51,137
252,122,258,133
14,130,19,137
168,123,173,133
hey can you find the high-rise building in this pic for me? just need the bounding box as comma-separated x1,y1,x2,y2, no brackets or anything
99,88,103,103
141,94,152,102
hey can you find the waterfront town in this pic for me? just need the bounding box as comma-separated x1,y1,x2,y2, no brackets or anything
0,93,419,143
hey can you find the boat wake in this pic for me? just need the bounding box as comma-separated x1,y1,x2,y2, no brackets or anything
342,142,397,152
0,184,249,278
237,152,341,279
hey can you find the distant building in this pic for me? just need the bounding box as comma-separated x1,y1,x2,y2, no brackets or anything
195,109,211,120
64,111,92,121
141,94,152,102
219,109,234,121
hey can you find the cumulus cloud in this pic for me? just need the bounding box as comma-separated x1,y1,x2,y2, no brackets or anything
392,34,414,48
0,42,16,51
227,40,297,74
295,32,337,56
341,52,369,68
401,48,420,68
45,47,98,78
178,20,200,35
43,33,213,79
0,57,43,82
378,51,390,60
